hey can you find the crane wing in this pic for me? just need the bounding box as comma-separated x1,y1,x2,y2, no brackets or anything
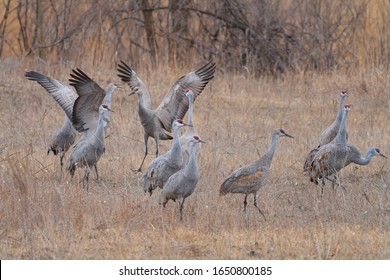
220,164,262,195
69,68,106,132
117,60,151,105
155,61,216,132
25,71,77,121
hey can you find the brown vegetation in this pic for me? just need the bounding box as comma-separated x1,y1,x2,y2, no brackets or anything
0,0,389,260
1,0,390,74
0,58,389,259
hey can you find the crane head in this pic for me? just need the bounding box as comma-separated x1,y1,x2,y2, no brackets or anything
174,119,191,127
278,129,294,138
193,135,206,144
185,89,194,98
101,104,113,112
340,90,348,97
344,104,351,111
374,147,387,159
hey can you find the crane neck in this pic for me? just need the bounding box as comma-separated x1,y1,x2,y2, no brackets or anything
95,110,106,143
136,85,152,110
104,90,114,108
171,124,183,157
334,109,349,145
185,142,199,178
354,150,375,165
187,94,194,126
335,95,346,122
261,133,280,167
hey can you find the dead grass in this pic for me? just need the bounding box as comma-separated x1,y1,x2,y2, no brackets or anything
0,59,389,259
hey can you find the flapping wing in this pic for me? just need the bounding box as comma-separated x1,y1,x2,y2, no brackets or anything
69,68,106,132
155,61,216,132
117,60,151,103
25,71,77,121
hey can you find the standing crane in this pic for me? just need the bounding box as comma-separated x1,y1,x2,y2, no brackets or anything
160,135,205,221
117,61,216,172
179,90,200,164
304,90,349,172
66,104,113,189
143,119,190,195
219,129,294,220
308,105,350,190
26,71,78,175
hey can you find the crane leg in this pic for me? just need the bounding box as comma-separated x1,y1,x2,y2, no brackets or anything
94,164,99,181
135,134,149,172
83,168,90,192
154,136,159,157
179,198,186,221
243,194,248,213
253,194,266,221
59,150,64,179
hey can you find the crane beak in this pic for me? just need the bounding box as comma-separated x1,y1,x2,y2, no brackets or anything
128,87,138,96
199,139,206,144
380,153,388,159
284,133,294,138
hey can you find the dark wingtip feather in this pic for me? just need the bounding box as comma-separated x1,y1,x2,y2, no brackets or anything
117,61,134,83
69,68,92,86
25,71,45,81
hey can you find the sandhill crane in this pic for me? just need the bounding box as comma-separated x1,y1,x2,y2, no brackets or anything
308,105,350,189
304,90,349,171
160,135,205,221
220,129,294,220
117,61,216,172
26,71,78,174
179,90,200,164
67,70,118,185
143,119,190,195
66,104,113,189
25,69,118,180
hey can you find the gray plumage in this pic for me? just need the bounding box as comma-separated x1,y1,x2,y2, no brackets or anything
308,105,350,187
25,70,118,177
25,71,78,123
66,71,118,187
304,90,349,171
66,104,113,189
47,116,77,174
179,90,201,164
319,90,349,146
25,69,116,136
160,135,205,221
143,119,190,195
220,129,294,220
344,146,387,167
69,69,116,136
117,61,216,172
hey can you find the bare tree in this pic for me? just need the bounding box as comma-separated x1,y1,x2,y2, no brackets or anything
0,0,12,57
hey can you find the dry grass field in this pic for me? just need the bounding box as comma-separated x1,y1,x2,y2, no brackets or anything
0,58,389,259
